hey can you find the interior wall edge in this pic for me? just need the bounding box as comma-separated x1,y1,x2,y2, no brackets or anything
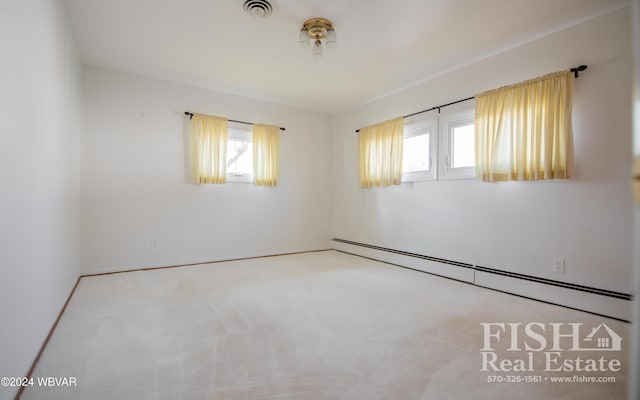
81,246,334,276
14,277,82,400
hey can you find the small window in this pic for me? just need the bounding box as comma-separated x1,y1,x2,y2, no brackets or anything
402,117,437,182
439,109,475,180
227,124,253,182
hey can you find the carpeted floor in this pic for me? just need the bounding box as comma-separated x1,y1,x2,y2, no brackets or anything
22,250,629,399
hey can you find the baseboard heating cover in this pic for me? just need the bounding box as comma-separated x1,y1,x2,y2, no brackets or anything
332,238,632,322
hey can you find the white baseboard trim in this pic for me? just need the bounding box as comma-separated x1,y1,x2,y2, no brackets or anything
332,238,631,322
81,247,333,276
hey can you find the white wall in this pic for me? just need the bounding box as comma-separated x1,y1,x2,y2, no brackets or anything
0,1,81,399
80,67,333,274
332,8,633,295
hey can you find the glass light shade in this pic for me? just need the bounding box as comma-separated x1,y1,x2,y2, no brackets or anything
325,29,337,48
299,29,310,47
312,41,323,59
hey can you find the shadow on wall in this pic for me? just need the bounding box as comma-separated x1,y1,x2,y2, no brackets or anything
572,58,630,184
180,111,195,185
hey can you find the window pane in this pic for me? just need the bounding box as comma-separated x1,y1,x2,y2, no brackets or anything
403,134,430,173
452,124,474,168
227,139,253,175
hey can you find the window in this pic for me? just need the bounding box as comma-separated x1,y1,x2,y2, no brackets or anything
359,105,476,185
402,117,437,182
226,123,253,182
439,108,475,180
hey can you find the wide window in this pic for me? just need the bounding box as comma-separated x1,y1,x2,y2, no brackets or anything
357,106,477,186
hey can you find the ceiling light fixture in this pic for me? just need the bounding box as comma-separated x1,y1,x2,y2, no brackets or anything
299,18,337,59
243,0,273,18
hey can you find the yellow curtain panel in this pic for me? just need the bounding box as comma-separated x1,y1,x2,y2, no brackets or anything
253,124,280,186
358,117,404,187
191,114,228,184
475,70,575,181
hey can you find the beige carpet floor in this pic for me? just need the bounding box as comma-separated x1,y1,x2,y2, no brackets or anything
22,250,629,399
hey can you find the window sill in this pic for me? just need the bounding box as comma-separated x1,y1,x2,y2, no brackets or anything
227,174,253,183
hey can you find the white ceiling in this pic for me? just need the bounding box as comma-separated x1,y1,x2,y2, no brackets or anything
62,0,625,114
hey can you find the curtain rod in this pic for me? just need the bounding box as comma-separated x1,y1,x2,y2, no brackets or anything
184,112,285,131
354,65,587,133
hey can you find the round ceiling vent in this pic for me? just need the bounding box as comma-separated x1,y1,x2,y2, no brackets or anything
243,0,273,18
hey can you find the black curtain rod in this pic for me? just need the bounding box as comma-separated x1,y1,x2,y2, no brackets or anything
355,65,587,133
355,97,474,133
184,112,285,131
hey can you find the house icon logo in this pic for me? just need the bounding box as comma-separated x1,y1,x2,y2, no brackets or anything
580,323,622,351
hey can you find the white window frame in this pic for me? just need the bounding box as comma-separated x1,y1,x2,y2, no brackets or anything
402,116,437,183
438,108,476,180
226,123,253,183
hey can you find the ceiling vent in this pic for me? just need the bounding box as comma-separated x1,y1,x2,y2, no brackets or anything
243,0,273,18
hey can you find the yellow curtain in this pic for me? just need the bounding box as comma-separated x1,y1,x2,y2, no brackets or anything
358,117,404,187
253,124,280,186
191,114,228,184
475,70,574,181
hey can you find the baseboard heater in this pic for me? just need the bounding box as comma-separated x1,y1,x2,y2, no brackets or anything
331,238,632,322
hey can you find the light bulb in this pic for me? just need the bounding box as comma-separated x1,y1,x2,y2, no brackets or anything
299,29,310,47
326,29,337,49
312,39,323,59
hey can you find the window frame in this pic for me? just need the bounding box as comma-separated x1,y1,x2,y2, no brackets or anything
401,116,438,183
226,123,253,183
438,108,476,180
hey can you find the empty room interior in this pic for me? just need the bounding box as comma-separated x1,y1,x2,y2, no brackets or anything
2,0,639,399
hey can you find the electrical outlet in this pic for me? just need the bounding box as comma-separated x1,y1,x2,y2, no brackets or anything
150,239,158,249
553,258,565,274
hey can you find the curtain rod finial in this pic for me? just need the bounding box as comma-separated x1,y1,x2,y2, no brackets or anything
571,65,588,78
